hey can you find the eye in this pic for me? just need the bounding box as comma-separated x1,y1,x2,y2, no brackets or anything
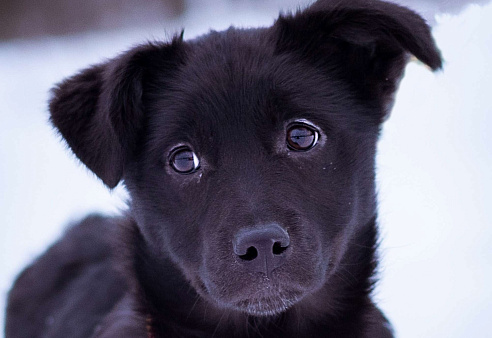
169,147,200,174
286,123,319,151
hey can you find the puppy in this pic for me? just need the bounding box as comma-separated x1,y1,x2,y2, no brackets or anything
5,0,441,337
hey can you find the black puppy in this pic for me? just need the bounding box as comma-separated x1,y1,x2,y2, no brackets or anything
6,0,441,337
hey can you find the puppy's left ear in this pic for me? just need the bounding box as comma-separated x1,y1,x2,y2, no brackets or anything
274,0,442,121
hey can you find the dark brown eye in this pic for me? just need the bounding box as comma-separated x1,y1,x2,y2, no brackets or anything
286,124,319,151
169,147,200,174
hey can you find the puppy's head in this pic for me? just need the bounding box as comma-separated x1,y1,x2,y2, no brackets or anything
50,0,441,317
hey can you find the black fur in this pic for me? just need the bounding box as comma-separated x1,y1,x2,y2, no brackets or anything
6,0,441,337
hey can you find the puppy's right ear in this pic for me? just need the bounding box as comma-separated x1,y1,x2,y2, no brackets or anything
49,37,185,188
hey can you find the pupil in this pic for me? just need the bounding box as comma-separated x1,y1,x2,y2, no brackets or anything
288,127,315,150
173,150,195,172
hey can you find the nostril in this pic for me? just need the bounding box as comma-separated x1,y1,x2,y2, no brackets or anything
238,246,258,261
272,241,289,255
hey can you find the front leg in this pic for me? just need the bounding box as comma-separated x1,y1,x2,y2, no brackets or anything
92,294,148,338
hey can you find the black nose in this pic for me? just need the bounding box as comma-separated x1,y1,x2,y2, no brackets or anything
233,223,290,278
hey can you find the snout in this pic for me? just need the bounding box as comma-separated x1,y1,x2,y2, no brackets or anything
233,223,291,278
199,218,325,316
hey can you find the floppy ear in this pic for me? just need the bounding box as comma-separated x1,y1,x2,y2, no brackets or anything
274,0,442,121
49,37,185,188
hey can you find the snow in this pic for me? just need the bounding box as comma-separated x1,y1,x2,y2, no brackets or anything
376,5,492,336
1,1,491,337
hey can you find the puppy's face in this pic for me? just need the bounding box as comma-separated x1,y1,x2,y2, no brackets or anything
124,33,379,315
49,0,441,318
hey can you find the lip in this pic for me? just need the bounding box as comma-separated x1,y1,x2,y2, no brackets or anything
233,290,303,316
198,271,308,316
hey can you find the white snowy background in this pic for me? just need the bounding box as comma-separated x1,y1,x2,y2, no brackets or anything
0,1,491,337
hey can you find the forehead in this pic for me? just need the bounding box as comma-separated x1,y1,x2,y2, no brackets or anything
177,29,286,126
146,28,369,147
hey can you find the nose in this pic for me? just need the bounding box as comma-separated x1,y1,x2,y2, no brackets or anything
233,223,290,278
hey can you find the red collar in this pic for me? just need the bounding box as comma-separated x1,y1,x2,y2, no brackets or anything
146,315,155,338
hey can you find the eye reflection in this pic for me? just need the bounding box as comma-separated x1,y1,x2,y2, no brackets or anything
169,147,200,174
286,124,319,151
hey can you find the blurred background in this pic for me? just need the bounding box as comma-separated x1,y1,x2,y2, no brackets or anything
0,0,491,337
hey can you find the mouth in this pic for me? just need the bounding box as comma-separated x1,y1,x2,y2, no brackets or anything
193,272,307,316
233,290,303,316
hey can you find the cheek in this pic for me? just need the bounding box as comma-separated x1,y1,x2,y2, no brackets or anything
286,156,362,265
126,174,209,267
